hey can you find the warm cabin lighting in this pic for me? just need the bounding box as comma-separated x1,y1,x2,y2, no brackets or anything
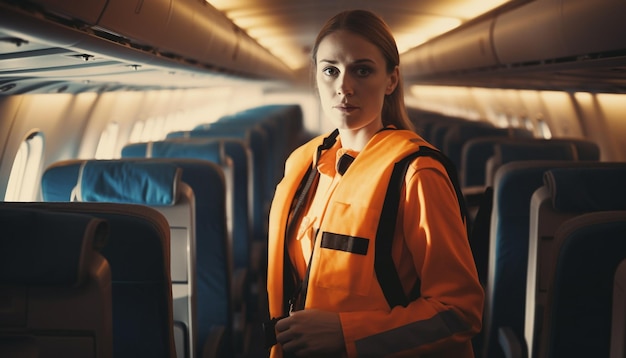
208,1,514,70
595,93,626,147
451,1,511,19
5,132,44,201
395,18,462,53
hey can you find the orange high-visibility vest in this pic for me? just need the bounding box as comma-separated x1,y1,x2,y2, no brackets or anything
267,128,483,357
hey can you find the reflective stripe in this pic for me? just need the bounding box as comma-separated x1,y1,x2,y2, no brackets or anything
320,232,369,255
355,310,469,356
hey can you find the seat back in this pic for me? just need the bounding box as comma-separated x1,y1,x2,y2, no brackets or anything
525,164,626,357
5,201,176,358
485,141,578,187
442,122,532,172
484,160,601,358
168,126,268,245
122,138,244,271
41,159,207,357
0,207,112,358
462,137,600,188
611,258,626,358
541,211,626,357
122,138,254,355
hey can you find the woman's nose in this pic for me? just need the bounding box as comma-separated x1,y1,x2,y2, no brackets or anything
337,74,354,96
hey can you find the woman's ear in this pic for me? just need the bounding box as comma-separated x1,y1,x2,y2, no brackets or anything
385,66,399,95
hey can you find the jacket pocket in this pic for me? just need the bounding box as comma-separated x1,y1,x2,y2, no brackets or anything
312,202,378,296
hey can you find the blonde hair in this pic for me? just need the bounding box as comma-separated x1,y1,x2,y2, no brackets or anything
312,9,414,131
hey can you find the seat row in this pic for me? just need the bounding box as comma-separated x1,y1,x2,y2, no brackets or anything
493,163,626,358
408,108,626,358
0,104,310,358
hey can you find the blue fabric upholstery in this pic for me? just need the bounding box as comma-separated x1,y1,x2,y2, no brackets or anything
461,137,600,188
168,126,268,243
485,160,601,358
495,142,577,163
442,122,531,170
122,138,251,271
41,161,82,202
41,158,231,358
523,164,626,357
77,161,180,206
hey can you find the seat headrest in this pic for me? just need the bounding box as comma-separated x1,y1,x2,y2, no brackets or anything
151,139,223,162
0,208,108,285
122,139,224,163
544,167,626,212
495,141,577,164
73,161,181,206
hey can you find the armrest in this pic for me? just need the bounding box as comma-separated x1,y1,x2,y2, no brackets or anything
201,325,225,358
232,267,248,311
498,326,528,358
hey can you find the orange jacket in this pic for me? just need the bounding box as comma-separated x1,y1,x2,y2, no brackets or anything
267,129,484,357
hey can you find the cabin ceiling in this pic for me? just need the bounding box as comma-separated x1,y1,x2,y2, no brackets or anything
208,0,514,71
1,0,626,95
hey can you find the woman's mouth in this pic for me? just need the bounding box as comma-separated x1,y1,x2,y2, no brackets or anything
334,104,359,113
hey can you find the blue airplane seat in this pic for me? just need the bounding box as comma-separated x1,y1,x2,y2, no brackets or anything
542,211,626,357
520,164,626,357
167,127,269,245
122,138,255,353
41,161,183,358
42,158,232,358
12,200,178,358
483,160,602,358
123,138,251,271
462,137,600,188
0,207,112,358
442,122,532,171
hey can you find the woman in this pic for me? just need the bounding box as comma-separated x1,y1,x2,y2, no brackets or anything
266,9,484,357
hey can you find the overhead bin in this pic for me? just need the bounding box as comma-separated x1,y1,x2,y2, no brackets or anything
492,0,626,64
492,0,563,64
560,0,626,57
430,20,498,74
97,0,173,51
23,0,108,25
402,16,497,77
97,0,292,80
98,0,238,70
401,43,435,79
402,0,626,83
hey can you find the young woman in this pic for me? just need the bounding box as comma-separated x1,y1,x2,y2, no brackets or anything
266,9,484,357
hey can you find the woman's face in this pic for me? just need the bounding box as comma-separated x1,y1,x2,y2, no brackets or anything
315,30,398,134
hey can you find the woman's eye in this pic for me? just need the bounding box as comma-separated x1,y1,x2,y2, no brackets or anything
322,67,338,76
355,67,371,77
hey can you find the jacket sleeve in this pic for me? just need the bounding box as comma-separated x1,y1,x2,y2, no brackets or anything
339,156,484,357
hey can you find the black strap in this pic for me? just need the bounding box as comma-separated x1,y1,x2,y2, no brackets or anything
282,129,339,315
375,147,469,309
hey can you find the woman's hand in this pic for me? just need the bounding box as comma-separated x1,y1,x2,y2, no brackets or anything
275,309,346,357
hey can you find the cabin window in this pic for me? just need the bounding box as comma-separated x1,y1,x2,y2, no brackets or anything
130,117,167,143
95,122,119,159
141,118,157,142
496,113,509,128
537,118,552,139
509,115,520,128
522,116,535,132
129,121,145,143
5,132,44,201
